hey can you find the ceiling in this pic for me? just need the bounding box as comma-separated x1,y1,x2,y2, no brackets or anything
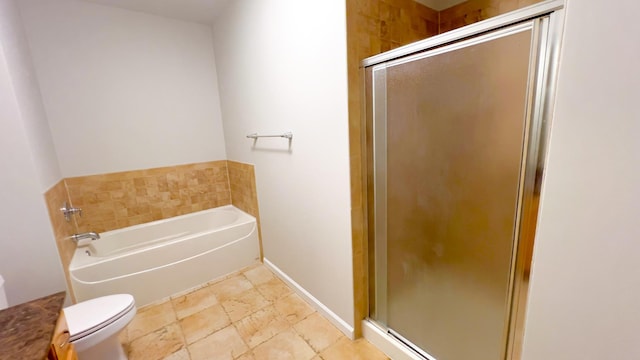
78,0,231,25
79,0,466,25
414,0,468,11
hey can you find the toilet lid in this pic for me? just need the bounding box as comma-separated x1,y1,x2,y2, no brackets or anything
64,294,135,341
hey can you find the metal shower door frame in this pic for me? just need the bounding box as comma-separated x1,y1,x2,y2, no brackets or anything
362,1,566,359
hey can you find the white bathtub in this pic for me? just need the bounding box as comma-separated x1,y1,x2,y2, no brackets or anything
69,205,259,306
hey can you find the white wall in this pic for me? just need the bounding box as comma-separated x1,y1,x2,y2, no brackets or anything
0,0,61,191
0,0,66,305
522,0,640,358
19,0,227,177
213,1,355,330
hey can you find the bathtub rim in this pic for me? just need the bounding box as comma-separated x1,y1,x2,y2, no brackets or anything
86,204,251,239
70,223,257,285
69,205,256,270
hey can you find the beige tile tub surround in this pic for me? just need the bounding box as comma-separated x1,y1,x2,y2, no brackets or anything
122,264,389,360
44,179,78,301
227,161,260,219
43,160,263,306
228,160,263,258
65,161,231,233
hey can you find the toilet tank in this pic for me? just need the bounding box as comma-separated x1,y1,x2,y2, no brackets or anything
0,275,8,310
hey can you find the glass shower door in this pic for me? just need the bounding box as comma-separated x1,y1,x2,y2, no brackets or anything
371,22,539,360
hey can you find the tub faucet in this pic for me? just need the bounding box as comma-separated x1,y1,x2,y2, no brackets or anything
71,232,100,243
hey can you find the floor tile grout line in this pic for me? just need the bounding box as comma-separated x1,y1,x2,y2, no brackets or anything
289,312,322,355
257,264,349,356
125,264,371,360
126,301,177,344
235,306,293,350
230,314,254,358
179,281,240,349
224,276,263,359
290,309,347,357
167,293,190,360
234,268,311,354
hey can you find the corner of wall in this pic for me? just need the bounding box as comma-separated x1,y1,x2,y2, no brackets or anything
43,179,78,302
0,0,63,192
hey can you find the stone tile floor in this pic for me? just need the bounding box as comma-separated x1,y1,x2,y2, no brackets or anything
120,263,389,360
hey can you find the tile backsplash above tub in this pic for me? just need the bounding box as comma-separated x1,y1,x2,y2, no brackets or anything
44,160,262,301
65,161,232,233
227,161,259,219
228,161,263,257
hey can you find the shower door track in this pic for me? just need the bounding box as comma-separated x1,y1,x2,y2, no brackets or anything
362,1,566,359
388,328,436,360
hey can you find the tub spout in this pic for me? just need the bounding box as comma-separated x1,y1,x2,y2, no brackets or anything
71,232,100,243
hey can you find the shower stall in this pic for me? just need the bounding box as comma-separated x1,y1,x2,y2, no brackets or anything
363,2,564,359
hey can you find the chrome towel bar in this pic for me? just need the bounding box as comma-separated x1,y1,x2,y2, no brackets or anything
246,131,293,139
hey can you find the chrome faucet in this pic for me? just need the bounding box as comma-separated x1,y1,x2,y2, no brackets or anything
60,202,82,222
71,232,100,243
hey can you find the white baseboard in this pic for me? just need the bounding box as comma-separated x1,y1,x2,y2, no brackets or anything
263,257,355,339
363,320,431,360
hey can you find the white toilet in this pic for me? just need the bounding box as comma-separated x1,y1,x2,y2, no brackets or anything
64,294,137,360
0,276,135,360
0,276,8,309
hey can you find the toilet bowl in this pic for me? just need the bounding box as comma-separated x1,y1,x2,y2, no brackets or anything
64,294,136,360
0,275,8,309
0,276,135,359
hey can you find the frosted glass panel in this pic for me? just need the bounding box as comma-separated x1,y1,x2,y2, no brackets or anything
383,29,533,359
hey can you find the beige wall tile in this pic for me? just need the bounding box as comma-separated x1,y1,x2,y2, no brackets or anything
179,304,230,344
235,306,291,348
227,161,259,218
171,286,219,320
65,161,231,233
439,0,544,33
252,329,315,360
128,323,186,360
293,313,344,353
227,160,263,258
188,325,248,360
128,300,177,341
